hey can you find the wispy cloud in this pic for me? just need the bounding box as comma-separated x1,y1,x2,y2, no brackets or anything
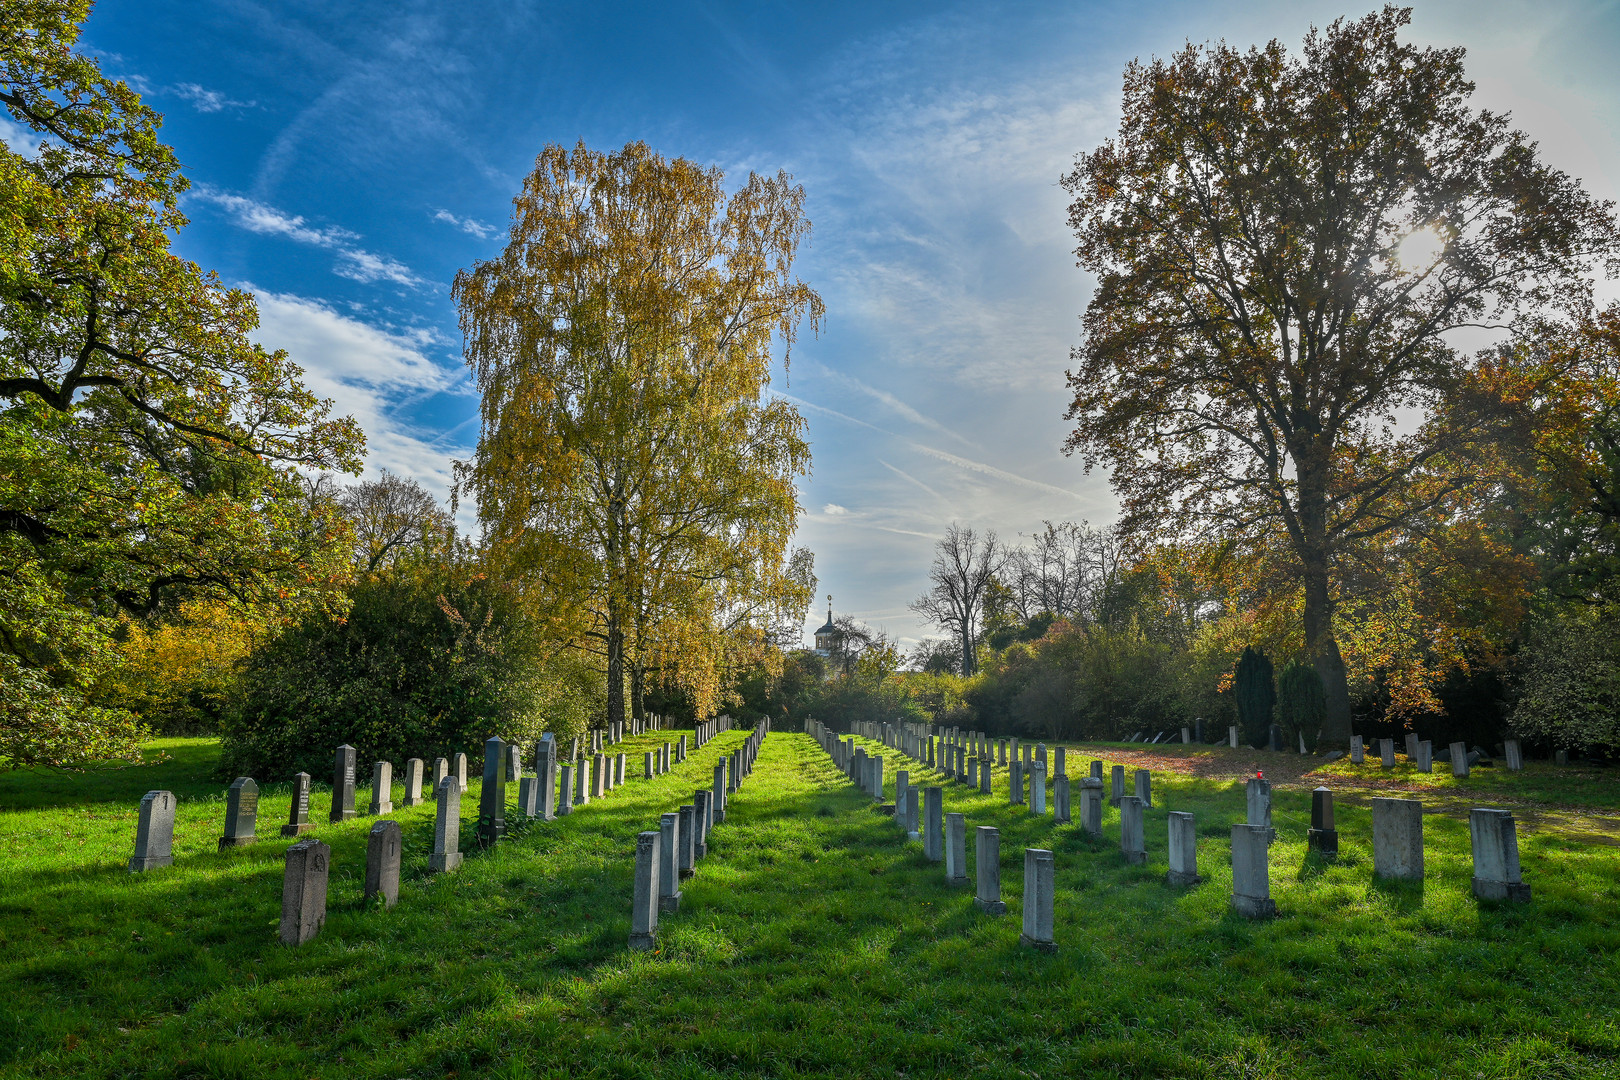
879,459,944,502
809,362,979,448
433,208,497,240
170,82,255,113
191,187,423,287
822,503,848,515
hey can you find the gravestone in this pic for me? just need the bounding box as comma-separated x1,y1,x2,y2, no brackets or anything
1470,808,1530,902
1053,747,1065,778
1009,761,1024,806
1181,726,1191,744
1416,741,1432,773
1230,825,1277,918
694,790,711,858
517,775,539,818
678,804,696,879
904,786,920,841
974,826,1006,914
403,758,425,807
1119,795,1146,864
1308,787,1338,858
924,787,943,862
1166,811,1199,885
219,777,259,849
1031,768,1046,815
1053,775,1071,825
279,838,331,944
558,764,575,816
645,751,655,781
576,758,591,807
1080,777,1104,836
1451,741,1470,778
430,776,463,872
1229,725,1239,748
478,737,506,848
1268,724,1282,751
1246,776,1275,842
1371,797,1423,881
369,761,393,816
616,753,626,787
453,752,468,793
533,737,557,821
129,790,177,872
1504,739,1523,771
1020,848,1056,953
506,742,521,784
1379,738,1395,768
330,744,357,823
432,757,449,801
282,772,313,837
1405,732,1419,761
629,831,660,951
998,739,1007,766
713,763,727,823
364,819,402,908
592,753,606,799
659,812,683,913
896,770,910,827
944,812,968,886
979,761,992,795
1090,759,1103,781
1556,750,1569,766
1110,764,1125,807
1135,768,1152,808
1195,718,1205,743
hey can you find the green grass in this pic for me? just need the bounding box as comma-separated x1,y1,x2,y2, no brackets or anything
1,730,1618,1078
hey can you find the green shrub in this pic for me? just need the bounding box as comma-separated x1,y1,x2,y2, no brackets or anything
1275,658,1326,751
1234,646,1275,747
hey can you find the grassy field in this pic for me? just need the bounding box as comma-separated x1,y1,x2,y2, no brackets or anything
1,730,1617,1078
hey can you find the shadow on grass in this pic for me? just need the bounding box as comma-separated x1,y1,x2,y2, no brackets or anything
1369,873,1426,910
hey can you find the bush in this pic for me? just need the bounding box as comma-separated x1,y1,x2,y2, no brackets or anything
220,570,596,780
101,602,258,736
1510,609,1620,754
1275,659,1325,751
1234,647,1275,747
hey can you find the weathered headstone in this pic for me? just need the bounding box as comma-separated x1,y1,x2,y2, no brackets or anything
1556,749,1569,766
1379,738,1396,768
282,772,313,837
904,785,920,841
974,826,1006,914
1308,787,1338,858
629,831,660,951
1166,811,1199,886
1110,764,1125,806
364,819,402,908
979,760,992,795
453,752,468,794
1080,777,1104,836
533,737,556,821
1020,848,1056,953
1054,747,1066,777
1350,735,1364,764
1229,725,1239,748
694,790,711,858
997,739,1007,766
129,790,177,872
219,777,259,849
1195,717,1205,743
369,761,393,816
1246,776,1274,842
558,764,575,816
1470,808,1530,902
923,787,943,862
944,812,968,886
430,776,463,872
1053,775,1071,825
644,751,656,781
712,762,727,824
1031,768,1046,815
330,744,357,823
478,736,507,848
1009,760,1024,806
1181,726,1191,744
1135,768,1152,808
506,742,521,784
678,804,696,879
1371,797,1423,881
1230,825,1277,919
431,757,449,800
1119,795,1146,865
403,758,425,807
1504,739,1523,771
1090,759,1103,781
615,753,626,787
517,775,539,818
1416,741,1433,773
592,753,607,798
1405,732,1419,761
1451,740,1470,778
659,812,683,913
279,838,331,944
896,770,910,827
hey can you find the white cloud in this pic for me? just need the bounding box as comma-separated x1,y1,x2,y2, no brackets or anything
249,290,471,502
191,187,424,287
170,83,255,113
0,114,40,154
432,208,497,240
822,503,848,515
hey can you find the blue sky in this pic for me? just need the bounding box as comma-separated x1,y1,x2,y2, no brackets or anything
64,0,1620,649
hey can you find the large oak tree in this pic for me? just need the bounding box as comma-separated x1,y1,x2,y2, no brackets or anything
1060,7,1618,743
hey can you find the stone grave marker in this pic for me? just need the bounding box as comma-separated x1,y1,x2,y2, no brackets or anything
904,786,920,841
974,826,1006,914
1372,797,1423,881
1379,738,1395,768
1451,741,1470,778
629,831,660,951
1308,787,1338,858
1009,760,1024,806
712,763,727,823
517,775,539,818
944,812,968,886
1229,725,1239,748
129,790,177,872
369,761,393,816
1135,768,1152,808
1080,777,1104,836
1470,808,1530,902
558,764,575,816
1110,764,1125,806
1031,767,1046,815
430,776,464,872
678,804,696,879
219,777,259,849
1246,776,1275,842
506,742,522,783
694,790,711,858
478,736,507,848
1166,811,1199,886
1504,739,1523,771
403,758,425,807
1020,849,1056,953
1120,795,1146,864
1053,775,1071,825
453,752,468,793
1416,741,1432,773
330,744,357,823
533,737,557,821
1230,825,1277,919
432,758,449,801
923,787,943,862
364,819,402,908
282,773,313,837
279,838,331,944
659,812,683,913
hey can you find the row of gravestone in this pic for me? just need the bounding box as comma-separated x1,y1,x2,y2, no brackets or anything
814,721,1534,951
629,721,768,952
128,720,734,947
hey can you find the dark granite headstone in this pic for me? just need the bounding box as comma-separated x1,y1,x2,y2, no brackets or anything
330,744,357,823
219,776,259,849
279,838,330,944
282,772,313,837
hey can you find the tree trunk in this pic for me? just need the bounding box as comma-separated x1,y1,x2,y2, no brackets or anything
606,612,626,731
1297,450,1353,749
959,621,975,678
630,661,644,722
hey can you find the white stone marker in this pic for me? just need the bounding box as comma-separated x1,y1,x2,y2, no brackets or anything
1470,808,1531,902
1031,768,1046,815
453,752,468,794
280,837,331,944
1020,848,1056,953
905,786,920,841
1416,741,1432,773
557,764,574,816
1246,776,1275,842
1405,732,1419,761
1379,738,1396,768
1119,795,1146,864
370,761,393,816
659,812,683,914
924,787,944,862
429,776,463,873
1181,726,1191,744
1371,797,1423,881
629,831,660,951
1504,739,1523,771
1135,768,1152,808
945,812,968,886
403,758,425,807
219,777,259,849
1451,741,1470,778
432,757,449,801
1230,824,1277,919
1350,735,1364,764
1080,777,1104,837
506,742,521,783
1166,811,1199,885
974,826,1006,914
129,789,177,872
1229,725,1240,748
364,819,401,908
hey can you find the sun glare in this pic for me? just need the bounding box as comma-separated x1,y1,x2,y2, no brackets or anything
1395,225,1446,271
